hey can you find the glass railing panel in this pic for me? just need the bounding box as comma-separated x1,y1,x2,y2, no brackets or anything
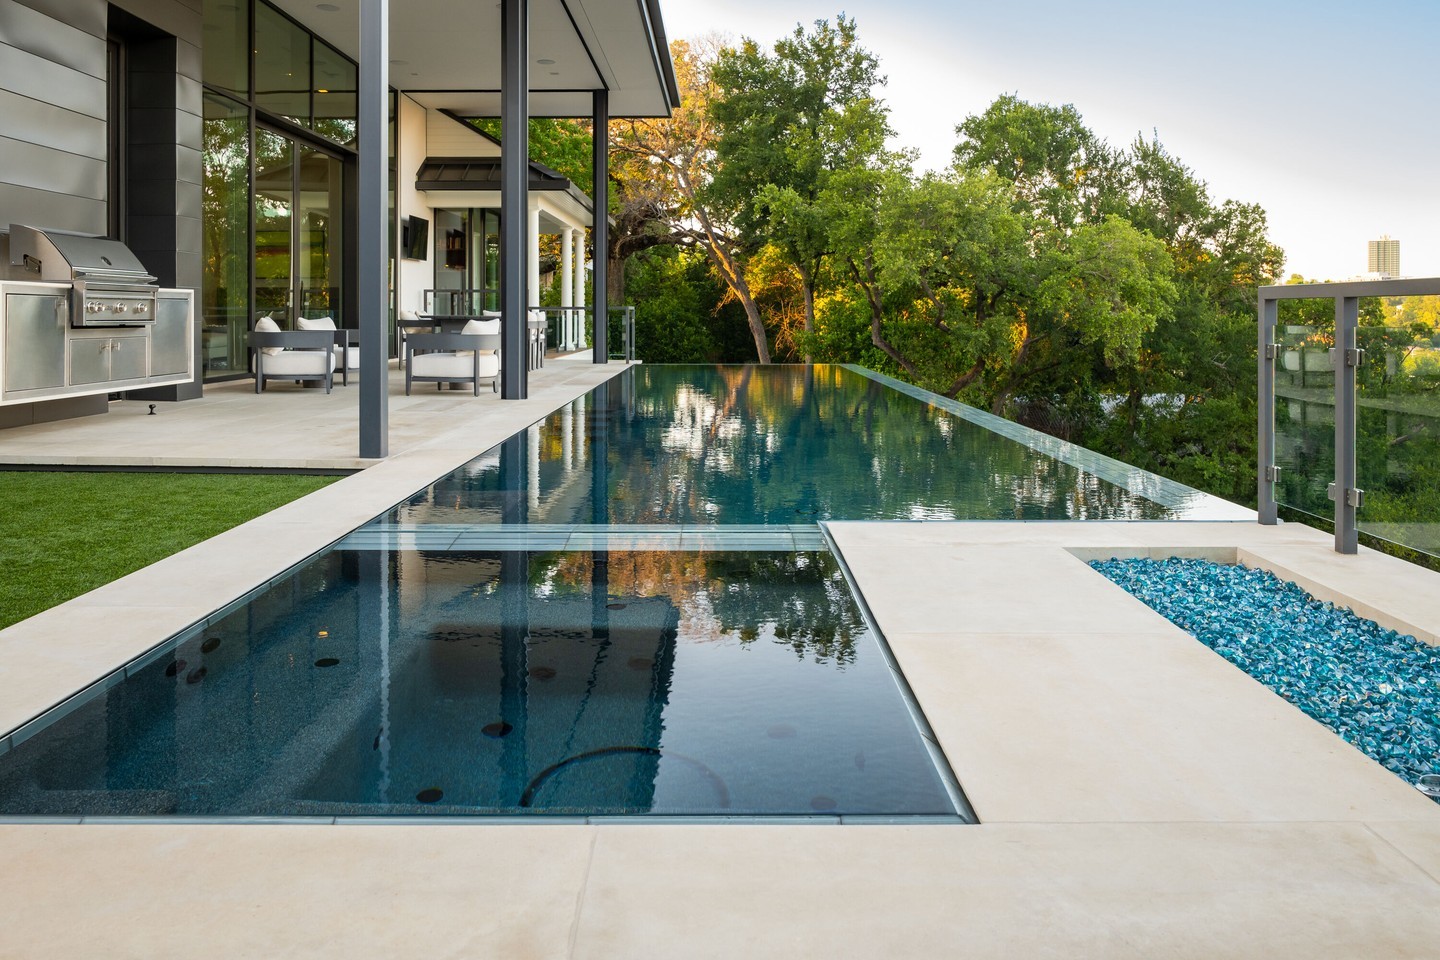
1274,314,1337,521
1356,310,1440,559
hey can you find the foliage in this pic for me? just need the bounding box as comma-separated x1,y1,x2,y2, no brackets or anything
0,472,337,629
708,17,895,357
468,117,594,190
611,37,774,362
625,247,754,363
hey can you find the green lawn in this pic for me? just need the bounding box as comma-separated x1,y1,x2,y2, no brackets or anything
0,471,340,629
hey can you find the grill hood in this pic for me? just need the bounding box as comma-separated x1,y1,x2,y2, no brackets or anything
8,224,156,285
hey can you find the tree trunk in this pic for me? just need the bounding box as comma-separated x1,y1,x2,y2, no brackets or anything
798,263,816,364
690,223,770,363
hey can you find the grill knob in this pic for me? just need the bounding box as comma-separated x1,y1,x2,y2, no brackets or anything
114,302,127,314
86,301,102,314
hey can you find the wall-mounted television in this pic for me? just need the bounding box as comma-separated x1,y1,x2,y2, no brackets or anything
401,215,429,260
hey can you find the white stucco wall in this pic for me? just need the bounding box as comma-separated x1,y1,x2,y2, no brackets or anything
396,93,432,316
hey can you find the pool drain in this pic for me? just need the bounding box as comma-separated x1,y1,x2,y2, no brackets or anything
416,788,443,804
164,659,187,678
481,721,513,738
201,637,221,653
314,658,340,668
185,667,207,684
519,747,730,809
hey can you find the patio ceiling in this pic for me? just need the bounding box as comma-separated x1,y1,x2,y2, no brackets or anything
267,0,679,118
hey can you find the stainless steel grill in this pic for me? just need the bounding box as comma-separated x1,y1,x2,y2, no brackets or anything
8,224,158,327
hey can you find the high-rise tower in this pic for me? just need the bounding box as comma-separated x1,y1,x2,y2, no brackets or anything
1368,236,1401,278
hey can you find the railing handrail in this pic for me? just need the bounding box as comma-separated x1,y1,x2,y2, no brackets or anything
1260,276,1440,299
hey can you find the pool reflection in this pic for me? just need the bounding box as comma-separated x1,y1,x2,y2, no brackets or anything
0,547,956,818
384,365,1175,527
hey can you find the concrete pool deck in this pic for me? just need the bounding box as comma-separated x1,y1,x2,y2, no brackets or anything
3,369,1440,956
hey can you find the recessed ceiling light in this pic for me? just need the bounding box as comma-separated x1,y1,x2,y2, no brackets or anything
316,2,340,10
316,88,329,94
537,58,555,65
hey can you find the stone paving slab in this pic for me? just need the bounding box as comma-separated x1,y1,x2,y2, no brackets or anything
827,521,1440,824
4,820,1440,959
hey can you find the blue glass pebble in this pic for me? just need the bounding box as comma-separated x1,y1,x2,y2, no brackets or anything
1091,557,1440,790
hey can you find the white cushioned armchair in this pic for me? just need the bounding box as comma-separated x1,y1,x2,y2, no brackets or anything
250,316,336,393
405,317,501,395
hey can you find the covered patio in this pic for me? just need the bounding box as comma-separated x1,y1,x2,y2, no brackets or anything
263,0,678,457
0,353,619,472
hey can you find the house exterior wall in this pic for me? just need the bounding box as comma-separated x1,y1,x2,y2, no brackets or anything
0,0,109,235
396,93,432,315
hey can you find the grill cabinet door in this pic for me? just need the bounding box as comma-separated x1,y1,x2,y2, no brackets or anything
4,294,66,393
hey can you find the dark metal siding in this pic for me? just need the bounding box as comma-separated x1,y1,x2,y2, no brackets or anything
0,0,108,234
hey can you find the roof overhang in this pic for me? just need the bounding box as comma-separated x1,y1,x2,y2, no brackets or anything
267,0,679,119
417,156,594,226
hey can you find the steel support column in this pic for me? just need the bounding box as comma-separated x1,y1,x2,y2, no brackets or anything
591,91,609,363
1334,296,1360,554
357,0,388,457
1257,296,1278,524
500,0,529,399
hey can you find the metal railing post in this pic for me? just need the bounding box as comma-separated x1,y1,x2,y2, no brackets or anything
1257,295,1278,524
1332,296,1361,554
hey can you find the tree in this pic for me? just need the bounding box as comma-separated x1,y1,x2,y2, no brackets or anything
709,16,893,361
612,37,773,362
954,94,1123,234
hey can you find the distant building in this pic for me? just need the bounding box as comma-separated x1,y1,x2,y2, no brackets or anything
1368,236,1401,278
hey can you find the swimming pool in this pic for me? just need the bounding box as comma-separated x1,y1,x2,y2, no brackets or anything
0,364,1245,821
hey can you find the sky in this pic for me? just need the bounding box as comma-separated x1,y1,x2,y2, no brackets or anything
656,0,1440,282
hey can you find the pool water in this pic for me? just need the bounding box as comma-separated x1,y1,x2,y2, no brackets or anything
0,364,1243,820
0,548,958,818
378,364,1239,528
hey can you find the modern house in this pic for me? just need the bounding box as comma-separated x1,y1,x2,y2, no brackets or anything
0,0,679,454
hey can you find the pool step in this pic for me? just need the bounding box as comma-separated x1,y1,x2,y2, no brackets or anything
334,524,828,552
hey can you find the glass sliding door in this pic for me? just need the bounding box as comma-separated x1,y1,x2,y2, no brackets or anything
254,127,345,327
201,93,251,378
254,128,293,323
297,144,342,319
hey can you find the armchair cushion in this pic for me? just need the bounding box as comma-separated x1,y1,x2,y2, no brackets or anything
461,317,501,356
263,350,336,376
254,316,283,355
410,351,498,379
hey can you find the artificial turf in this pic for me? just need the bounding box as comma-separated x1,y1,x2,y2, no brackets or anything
0,471,339,629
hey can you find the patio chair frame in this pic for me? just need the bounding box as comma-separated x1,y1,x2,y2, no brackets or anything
405,331,502,396
249,329,337,394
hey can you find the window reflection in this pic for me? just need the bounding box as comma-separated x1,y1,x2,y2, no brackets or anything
313,40,357,146
201,94,251,378
255,3,310,127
